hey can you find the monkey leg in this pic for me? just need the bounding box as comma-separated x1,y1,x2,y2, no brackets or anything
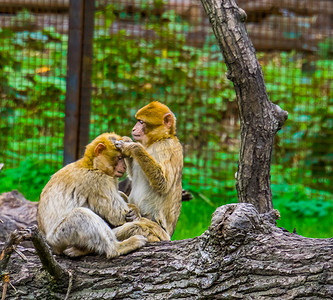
113,218,170,243
46,207,146,258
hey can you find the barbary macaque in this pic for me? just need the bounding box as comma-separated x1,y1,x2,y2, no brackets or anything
115,101,183,238
37,133,147,258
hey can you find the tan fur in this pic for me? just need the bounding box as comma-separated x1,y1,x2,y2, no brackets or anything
113,217,170,242
37,133,147,258
117,102,183,238
135,101,176,146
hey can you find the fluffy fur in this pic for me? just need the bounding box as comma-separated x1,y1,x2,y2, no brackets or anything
37,132,147,258
126,138,183,236
135,101,176,145
118,102,183,238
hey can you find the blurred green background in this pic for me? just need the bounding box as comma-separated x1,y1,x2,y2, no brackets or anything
0,3,332,239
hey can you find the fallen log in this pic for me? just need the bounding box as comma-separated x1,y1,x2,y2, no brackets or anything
0,13,69,34
0,0,331,53
108,20,332,53
237,0,333,16
2,0,332,19
1,201,332,299
1,0,332,298
246,23,332,52
0,0,68,13
0,191,37,244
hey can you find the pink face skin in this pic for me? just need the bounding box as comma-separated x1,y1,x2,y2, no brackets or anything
114,156,126,177
132,120,149,145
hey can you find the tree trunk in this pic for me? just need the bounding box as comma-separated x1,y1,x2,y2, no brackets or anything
1,203,332,299
199,0,288,213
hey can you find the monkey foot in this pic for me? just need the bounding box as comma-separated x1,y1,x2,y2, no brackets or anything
63,247,91,257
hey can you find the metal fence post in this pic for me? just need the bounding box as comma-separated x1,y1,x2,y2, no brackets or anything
63,0,94,166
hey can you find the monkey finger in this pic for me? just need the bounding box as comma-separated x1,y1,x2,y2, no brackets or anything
122,136,133,143
114,140,124,150
125,211,139,222
125,215,137,222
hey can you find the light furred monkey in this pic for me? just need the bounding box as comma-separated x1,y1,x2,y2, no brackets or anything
37,133,147,258
115,101,183,238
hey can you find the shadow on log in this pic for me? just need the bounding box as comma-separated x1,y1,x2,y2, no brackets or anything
0,194,332,299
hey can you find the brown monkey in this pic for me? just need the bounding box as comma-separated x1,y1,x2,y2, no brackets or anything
115,101,183,238
37,133,147,258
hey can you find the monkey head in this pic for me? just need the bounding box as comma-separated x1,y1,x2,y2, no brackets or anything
81,132,127,177
133,101,176,146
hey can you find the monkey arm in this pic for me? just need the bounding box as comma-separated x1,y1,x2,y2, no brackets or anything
126,203,141,221
124,157,134,179
133,147,169,194
117,141,169,194
88,196,128,227
87,184,140,226
119,191,129,202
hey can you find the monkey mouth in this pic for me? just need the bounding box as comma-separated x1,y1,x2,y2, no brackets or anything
132,134,141,141
115,171,125,177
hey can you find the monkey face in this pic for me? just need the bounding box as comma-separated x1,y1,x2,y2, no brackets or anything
92,147,126,178
132,120,149,145
132,102,176,147
103,150,127,177
113,156,126,177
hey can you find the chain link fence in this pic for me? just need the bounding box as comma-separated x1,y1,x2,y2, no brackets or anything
0,0,332,216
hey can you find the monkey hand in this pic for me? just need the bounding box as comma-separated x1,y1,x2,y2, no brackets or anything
121,136,133,143
115,140,140,157
126,203,141,221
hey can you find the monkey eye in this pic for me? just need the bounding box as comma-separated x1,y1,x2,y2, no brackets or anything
138,120,144,124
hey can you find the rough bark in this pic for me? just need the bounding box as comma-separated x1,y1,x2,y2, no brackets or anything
199,0,288,213
1,202,332,300
1,0,332,299
0,191,37,244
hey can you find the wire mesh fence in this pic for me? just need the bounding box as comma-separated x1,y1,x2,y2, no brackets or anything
0,0,332,211
91,0,333,207
0,0,68,169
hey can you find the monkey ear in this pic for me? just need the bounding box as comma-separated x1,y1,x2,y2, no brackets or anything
94,143,106,156
163,113,173,129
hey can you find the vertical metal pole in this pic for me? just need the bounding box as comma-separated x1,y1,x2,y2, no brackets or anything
63,0,94,166
78,0,95,158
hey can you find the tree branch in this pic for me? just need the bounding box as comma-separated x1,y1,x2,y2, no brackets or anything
1,202,332,299
199,0,288,213
0,226,69,282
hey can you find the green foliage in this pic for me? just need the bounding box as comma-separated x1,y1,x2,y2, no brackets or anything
0,159,57,201
173,179,333,240
91,5,233,143
273,184,333,238
318,38,333,59
0,8,332,240
0,12,67,166
172,196,217,240
261,52,333,194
